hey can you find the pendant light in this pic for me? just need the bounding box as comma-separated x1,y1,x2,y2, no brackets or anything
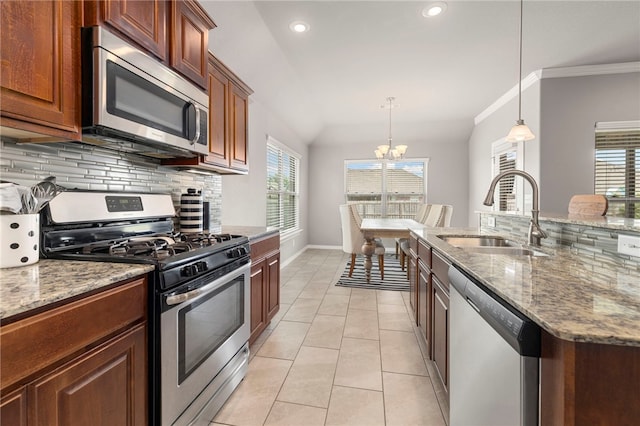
506,0,535,142
375,97,407,160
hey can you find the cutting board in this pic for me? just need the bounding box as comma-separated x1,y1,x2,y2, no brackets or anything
568,194,608,216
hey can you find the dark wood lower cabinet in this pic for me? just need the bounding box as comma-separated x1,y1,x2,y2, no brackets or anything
250,264,267,340
418,260,430,350
0,387,26,426
0,277,148,425
30,324,147,426
249,232,280,344
431,276,449,394
540,330,640,425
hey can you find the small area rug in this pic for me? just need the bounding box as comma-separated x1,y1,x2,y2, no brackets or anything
336,255,409,291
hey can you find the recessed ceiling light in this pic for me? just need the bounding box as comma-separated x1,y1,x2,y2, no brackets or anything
289,21,310,33
422,2,447,18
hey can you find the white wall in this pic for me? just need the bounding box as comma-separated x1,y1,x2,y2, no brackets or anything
221,98,309,263
307,123,471,247
467,81,541,225
539,72,640,213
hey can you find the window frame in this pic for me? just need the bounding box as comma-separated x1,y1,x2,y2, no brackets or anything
491,138,525,213
266,136,301,238
594,121,640,219
343,158,429,219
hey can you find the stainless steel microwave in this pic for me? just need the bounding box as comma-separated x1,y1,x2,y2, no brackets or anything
81,26,208,159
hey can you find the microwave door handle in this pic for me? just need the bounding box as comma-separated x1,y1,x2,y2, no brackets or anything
187,102,200,145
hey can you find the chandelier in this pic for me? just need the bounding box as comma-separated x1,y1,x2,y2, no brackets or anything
375,97,407,160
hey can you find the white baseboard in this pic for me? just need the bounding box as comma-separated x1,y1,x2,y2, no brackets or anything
306,244,342,250
280,245,342,268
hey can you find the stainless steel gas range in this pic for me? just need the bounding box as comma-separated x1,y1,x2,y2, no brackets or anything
40,190,250,426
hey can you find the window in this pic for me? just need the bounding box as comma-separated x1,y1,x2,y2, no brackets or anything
595,122,640,219
344,159,428,218
491,139,525,212
267,137,300,235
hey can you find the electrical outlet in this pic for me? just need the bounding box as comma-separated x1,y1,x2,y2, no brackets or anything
487,216,496,228
618,234,640,257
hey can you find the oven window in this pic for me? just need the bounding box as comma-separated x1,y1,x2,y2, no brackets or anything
106,60,186,137
177,276,244,384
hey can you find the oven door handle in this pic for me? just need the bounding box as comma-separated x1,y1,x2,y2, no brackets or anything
166,282,215,306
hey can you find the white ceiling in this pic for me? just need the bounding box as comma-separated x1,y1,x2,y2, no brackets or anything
201,1,640,145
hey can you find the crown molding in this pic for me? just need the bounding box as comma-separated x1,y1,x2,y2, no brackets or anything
474,71,541,125
474,62,640,126
539,62,640,79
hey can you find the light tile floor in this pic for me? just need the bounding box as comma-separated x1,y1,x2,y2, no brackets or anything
212,249,447,426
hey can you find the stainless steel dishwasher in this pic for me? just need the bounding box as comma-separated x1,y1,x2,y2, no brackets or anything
448,265,541,426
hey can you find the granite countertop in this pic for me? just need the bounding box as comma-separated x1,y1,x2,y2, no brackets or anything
410,226,640,347
219,225,279,240
0,260,154,321
0,226,278,323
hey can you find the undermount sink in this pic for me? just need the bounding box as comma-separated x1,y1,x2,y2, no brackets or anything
437,235,549,257
460,246,549,257
438,235,517,248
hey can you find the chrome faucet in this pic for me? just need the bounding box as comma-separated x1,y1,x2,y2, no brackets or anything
483,170,547,246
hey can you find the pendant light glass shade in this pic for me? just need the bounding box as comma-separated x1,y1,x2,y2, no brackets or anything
506,120,535,142
507,0,535,142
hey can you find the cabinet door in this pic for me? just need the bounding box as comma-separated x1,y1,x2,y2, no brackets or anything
93,0,167,61
432,276,449,394
418,261,430,353
203,63,230,168
266,252,280,320
0,0,81,140
170,0,214,89
0,387,27,426
229,83,249,171
30,324,147,426
408,255,418,323
249,261,268,344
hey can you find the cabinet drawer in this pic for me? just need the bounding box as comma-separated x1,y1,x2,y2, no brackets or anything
409,233,418,255
432,250,450,290
1,277,146,391
418,239,432,267
250,233,280,261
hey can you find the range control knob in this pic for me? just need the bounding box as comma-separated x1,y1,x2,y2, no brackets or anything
181,264,198,277
227,246,248,258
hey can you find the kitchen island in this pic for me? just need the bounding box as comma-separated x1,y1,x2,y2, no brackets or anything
410,217,640,425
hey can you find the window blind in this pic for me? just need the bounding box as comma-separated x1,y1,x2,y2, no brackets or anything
595,128,640,218
344,159,427,218
267,142,300,233
498,152,516,211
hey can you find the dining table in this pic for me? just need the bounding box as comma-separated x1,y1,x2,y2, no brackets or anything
360,218,423,283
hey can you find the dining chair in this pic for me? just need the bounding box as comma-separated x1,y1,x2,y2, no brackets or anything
399,204,453,272
339,204,386,279
395,204,431,258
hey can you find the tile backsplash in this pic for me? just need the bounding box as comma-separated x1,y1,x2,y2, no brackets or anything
0,139,222,228
479,212,640,271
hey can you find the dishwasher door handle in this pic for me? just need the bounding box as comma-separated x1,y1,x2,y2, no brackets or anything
466,297,481,313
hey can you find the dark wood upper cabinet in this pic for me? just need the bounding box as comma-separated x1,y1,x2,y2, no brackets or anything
0,0,82,141
170,0,216,89
84,0,168,61
162,54,253,174
85,0,214,89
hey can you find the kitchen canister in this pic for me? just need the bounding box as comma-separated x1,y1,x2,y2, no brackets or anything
180,188,203,233
0,214,40,268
